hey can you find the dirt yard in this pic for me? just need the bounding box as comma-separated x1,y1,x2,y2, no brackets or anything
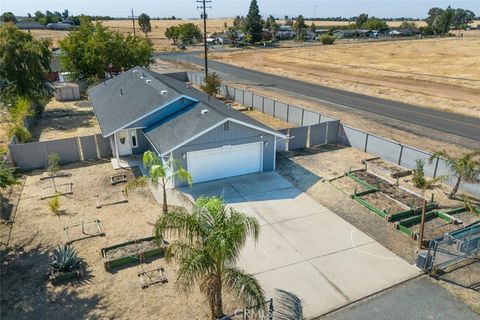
30,98,100,141
212,34,480,118
0,161,241,319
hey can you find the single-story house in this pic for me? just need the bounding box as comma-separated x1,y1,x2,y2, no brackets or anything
88,67,286,186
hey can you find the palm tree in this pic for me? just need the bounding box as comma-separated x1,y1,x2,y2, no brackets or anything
155,196,265,319
126,150,192,213
429,150,480,199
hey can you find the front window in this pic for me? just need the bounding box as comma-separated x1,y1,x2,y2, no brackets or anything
131,130,138,148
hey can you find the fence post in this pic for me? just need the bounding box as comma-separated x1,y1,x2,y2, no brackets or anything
251,93,254,109
318,114,322,124
364,133,369,152
262,96,265,113
301,109,305,126
325,122,329,144
273,100,276,118
242,89,245,105
286,105,290,123
398,145,404,165
433,157,440,178
233,87,236,101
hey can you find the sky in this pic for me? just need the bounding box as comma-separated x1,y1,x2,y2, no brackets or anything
1,0,479,19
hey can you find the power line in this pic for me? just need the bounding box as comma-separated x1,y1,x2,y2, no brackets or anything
197,0,211,78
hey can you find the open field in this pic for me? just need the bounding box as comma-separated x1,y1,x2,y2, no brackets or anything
211,34,480,118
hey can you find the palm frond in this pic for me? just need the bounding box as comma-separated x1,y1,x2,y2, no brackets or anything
175,246,215,293
124,176,148,197
428,150,453,165
154,209,206,244
223,267,266,311
275,289,303,320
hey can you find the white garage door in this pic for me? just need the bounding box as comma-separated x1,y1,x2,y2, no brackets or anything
187,142,263,183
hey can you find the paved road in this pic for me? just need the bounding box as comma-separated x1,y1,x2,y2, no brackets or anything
159,51,480,141
321,276,479,320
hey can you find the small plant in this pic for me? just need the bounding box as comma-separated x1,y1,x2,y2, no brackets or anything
320,34,336,45
47,153,61,191
412,159,427,188
47,193,61,215
50,244,83,274
200,72,222,98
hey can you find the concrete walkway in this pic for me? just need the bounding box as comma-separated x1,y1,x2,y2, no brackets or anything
182,172,420,319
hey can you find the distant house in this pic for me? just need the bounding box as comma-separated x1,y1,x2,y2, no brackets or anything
332,29,357,39
389,29,419,37
46,22,75,30
276,25,296,40
16,20,45,30
88,67,286,185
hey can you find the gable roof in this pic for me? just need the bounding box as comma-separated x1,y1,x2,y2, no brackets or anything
88,67,285,149
88,68,189,137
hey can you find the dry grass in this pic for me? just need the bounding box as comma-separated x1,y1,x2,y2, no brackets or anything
0,161,241,319
212,34,480,117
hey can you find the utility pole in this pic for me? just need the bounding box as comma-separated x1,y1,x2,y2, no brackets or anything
131,8,136,36
197,0,211,78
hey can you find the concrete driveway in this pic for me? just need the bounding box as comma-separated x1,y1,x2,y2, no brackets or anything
183,172,419,319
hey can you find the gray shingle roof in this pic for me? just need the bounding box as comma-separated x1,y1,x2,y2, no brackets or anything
88,66,283,153
88,67,183,136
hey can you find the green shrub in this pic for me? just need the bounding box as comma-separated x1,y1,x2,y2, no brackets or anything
47,193,61,215
412,159,427,188
200,72,222,97
320,34,336,45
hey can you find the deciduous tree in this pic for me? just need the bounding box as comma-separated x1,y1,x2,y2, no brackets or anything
138,13,152,38
0,25,51,104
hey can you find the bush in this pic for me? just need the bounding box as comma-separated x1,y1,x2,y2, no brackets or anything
47,193,61,215
200,73,222,97
320,34,336,45
412,159,427,188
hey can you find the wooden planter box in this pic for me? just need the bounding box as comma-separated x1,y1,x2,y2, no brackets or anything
101,236,167,271
49,269,83,285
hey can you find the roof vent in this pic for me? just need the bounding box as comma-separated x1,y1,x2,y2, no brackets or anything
146,79,152,84
201,109,209,115
132,69,138,73
140,72,147,79
161,90,168,95
119,89,123,96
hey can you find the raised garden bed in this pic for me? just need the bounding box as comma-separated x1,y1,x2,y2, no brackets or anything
102,236,167,271
110,173,127,186
49,269,84,285
351,170,425,208
361,192,408,216
364,158,411,179
64,219,105,244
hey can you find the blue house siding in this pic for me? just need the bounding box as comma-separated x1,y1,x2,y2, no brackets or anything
172,121,276,187
126,97,196,130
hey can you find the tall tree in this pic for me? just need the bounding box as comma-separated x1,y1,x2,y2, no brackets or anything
59,20,153,80
429,150,480,199
451,8,475,30
355,13,368,28
1,12,17,24
155,196,265,319
62,9,69,20
0,25,51,104
138,13,152,38
426,6,454,35
294,15,306,41
243,0,263,43
126,151,191,214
